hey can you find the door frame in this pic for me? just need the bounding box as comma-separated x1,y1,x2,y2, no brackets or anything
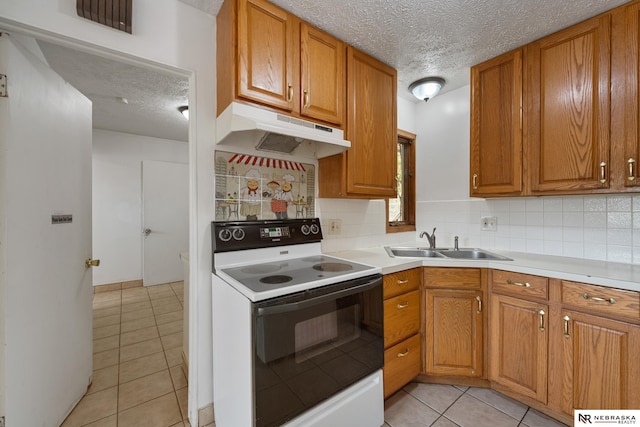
0,20,199,424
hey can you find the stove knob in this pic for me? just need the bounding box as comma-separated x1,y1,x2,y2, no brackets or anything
232,228,245,241
310,224,320,234
300,224,310,235
218,229,232,242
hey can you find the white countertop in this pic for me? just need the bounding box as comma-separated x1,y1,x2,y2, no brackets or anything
328,246,640,293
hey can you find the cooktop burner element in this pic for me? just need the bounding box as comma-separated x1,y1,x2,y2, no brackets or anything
259,275,293,284
312,262,353,272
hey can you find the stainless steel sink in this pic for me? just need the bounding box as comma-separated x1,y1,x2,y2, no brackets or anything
384,247,447,258
385,246,511,261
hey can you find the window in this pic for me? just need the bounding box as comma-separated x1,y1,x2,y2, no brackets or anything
386,130,416,232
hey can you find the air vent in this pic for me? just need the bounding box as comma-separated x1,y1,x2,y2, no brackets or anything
76,0,132,34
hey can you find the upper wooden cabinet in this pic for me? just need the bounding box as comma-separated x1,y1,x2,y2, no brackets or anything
525,15,611,194
217,0,345,126
318,47,397,198
621,2,640,188
470,50,523,197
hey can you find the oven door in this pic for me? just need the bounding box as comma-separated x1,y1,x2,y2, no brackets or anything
252,274,383,427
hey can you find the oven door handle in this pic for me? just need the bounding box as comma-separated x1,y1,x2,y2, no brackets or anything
256,277,381,317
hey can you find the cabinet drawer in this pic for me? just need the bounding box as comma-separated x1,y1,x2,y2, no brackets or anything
424,267,481,289
492,270,548,300
384,290,420,347
384,268,421,299
383,334,421,398
562,281,640,321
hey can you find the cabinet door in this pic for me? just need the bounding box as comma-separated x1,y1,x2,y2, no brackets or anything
489,294,548,403
237,0,296,111
558,310,640,414
300,23,345,125
525,15,611,193
470,49,523,197
425,289,484,377
346,46,397,197
623,3,640,187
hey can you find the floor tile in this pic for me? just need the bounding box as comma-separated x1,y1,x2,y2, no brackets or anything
158,320,183,337
118,370,174,411
93,335,120,353
466,387,528,420
384,389,440,427
93,348,120,370
93,314,121,329
120,337,163,362
118,392,182,427
155,310,183,325
121,300,152,313
94,283,122,293
83,414,118,426
444,394,520,427
176,387,188,419
433,416,461,427
61,386,117,427
93,323,121,340
93,290,121,302
170,365,188,390
93,298,122,310
122,279,143,289
121,307,154,323
521,408,569,427
87,365,119,395
403,382,464,413
152,295,181,308
119,351,168,384
165,347,183,367
121,315,156,333
120,325,159,347
93,306,121,319
153,302,183,315
161,332,183,350
121,287,148,298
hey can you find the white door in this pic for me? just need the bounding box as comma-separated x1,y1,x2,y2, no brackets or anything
142,160,189,286
0,34,93,426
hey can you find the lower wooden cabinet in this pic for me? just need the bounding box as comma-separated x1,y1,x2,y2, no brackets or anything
382,268,421,398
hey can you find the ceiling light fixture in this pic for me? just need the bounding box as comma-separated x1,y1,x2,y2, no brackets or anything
178,105,189,120
408,77,445,102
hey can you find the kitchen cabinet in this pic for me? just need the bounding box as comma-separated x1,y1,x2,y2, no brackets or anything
382,268,421,398
470,49,523,197
525,14,611,194
489,271,549,404
423,268,485,379
620,2,640,188
216,0,345,126
318,46,397,198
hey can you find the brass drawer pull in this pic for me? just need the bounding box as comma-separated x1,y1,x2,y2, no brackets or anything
476,295,482,314
539,309,545,332
582,293,616,304
563,315,571,339
397,279,409,285
472,173,478,190
397,302,409,309
287,84,293,102
600,161,607,184
507,279,531,288
629,158,636,181
397,349,410,357
303,89,310,108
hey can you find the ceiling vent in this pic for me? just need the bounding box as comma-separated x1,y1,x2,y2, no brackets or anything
76,0,132,34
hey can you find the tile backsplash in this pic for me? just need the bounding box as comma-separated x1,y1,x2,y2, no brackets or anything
319,194,640,265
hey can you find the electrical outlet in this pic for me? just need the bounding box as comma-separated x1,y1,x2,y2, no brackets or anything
328,219,342,235
481,216,497,231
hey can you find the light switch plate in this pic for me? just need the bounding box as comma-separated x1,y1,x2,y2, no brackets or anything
481,216,497,231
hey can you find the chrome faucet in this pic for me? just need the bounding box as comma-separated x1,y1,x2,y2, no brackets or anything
454,235,459,250
420,228,437,249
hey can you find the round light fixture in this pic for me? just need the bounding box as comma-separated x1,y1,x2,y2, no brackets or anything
178,105,189,120
408,77,445,102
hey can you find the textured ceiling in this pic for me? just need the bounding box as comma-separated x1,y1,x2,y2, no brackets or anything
37,40,189,142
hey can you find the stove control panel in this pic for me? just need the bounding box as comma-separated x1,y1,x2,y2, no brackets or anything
212,218,323,253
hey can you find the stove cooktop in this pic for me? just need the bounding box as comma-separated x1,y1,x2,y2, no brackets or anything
219,255,378,295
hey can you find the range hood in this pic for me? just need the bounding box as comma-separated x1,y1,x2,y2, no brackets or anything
215,102,350,159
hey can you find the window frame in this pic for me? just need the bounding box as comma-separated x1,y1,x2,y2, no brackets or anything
386,129,416,233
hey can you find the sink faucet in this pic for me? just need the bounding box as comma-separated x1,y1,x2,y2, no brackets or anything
420,228,437,249
454,236,459,250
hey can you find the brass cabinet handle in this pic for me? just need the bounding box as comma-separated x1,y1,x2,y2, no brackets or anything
539,309,545,332
287,84,293,102
397,349,410,357
397,302,409,309
629,158,636,181
397,279,409,285
303,89,310,108
563,315,571,339
582,293,616,304
476,295,482,314
472,173,478,190
506,279,531,288
600,161,607,184
85,258,101,268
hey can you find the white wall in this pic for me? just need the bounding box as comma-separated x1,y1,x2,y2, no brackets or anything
414,85,640,265
0,0,216,418
92,129,188,286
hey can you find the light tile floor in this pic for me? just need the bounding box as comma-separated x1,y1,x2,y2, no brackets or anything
61,282,204,427
63,282,569,427
384,382,570,427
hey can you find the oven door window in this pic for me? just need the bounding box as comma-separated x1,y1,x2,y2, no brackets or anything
252,276,383,427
